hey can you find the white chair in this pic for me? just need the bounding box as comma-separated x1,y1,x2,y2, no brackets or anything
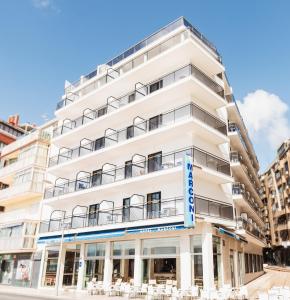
123,283,136,299
235,286,248,300
191,285,199,298
87,281,96,295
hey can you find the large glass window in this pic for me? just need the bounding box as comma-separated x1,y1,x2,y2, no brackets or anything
111,241,135,282
142,237,180,286
43,249,59,286
147,152,162,173
191,235,203,287
213,236,222,288
84,243,106,286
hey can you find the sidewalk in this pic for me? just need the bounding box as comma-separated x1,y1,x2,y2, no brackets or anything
0,285,124,300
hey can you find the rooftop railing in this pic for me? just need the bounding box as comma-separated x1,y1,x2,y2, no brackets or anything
44,146,231,199
63,17,221,95
50,102,227,167
39,195,233,233
58,29,223,109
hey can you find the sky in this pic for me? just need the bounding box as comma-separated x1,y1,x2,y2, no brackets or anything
0,0,290,172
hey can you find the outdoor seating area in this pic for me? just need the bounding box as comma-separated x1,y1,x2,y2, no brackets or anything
258,286,290,300
87,278,249,299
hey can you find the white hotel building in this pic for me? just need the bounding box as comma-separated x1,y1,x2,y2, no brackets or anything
38,17,266,291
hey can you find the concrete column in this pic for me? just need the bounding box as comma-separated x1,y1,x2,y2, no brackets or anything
55,244,66,291
134,239,142,287
103,241,112,288
77,243,85,290
37,245,46,288
202,224,214,290
180,235,191,290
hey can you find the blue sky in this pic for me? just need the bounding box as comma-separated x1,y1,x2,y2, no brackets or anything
0,0,290,171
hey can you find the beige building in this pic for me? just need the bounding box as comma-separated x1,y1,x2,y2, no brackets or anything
260,139,290,265
0,120,55,287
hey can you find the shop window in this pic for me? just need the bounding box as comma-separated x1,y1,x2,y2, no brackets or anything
191,235,203,287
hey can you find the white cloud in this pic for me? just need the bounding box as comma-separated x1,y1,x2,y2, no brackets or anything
237,89,290,149
32,0,60,12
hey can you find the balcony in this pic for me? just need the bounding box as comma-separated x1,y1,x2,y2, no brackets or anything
39,194,233,234
44,146,231,200
63,17,222,99
57,33,224,114
0,181,44,205
232,183,264,226
236,216,266,243
49,102,227,168
53,65,224,139
0,155,48,185
230,151,262,206
0,221,38,253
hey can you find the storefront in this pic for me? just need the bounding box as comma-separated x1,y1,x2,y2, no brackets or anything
38,222,248,291
0,253,33,287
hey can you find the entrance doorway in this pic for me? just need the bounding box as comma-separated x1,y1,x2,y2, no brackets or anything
63,246,80,287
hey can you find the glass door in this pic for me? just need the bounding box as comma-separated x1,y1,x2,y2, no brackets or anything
63,248,80,287
147,152,162,173
147,192,161,218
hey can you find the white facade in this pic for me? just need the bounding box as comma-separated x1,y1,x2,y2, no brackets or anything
38,17,265,291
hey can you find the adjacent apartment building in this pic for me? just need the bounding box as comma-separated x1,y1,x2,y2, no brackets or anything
37,17,265,291
260,139,290,266
0,115,29,153
0,121,54,287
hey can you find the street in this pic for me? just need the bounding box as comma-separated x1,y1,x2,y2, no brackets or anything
0,293,59,300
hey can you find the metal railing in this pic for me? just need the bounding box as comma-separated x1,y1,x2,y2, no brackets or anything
54,64,223,137
44,146,231,199
236,216,266,241
50,102,227,167
232,183,263,221
63,17,221,95
39,195,233,233
57,31,223,109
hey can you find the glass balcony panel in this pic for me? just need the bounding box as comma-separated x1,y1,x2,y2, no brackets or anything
147,45,160,60
196,198,209,215
133,55,144,68
175,104,191,121
162,73,175,87
175,65,191,81
115,168,125,181
122,61,133,74
129,206,143,221
209,202,220,217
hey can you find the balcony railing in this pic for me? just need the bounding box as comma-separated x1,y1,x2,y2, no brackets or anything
63,17,221,95
39,195,233,233
54,64,224,137
236,216,266,241
230,152,259,191
232,183,263,221
50,102,227,167
44,146,231,199
57,41,224,110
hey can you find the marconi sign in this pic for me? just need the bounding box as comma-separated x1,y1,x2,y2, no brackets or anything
183,155,195,228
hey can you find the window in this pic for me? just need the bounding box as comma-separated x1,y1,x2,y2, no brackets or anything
122,198,130,222
147,152,162,173
112,241,135,257
245,253,249,273
94,137,105,150
213,236,222,288
285,162,289,173
249,254,253,273
97,107,107,117
191,235,203,287
125,161,132,179
88,204,99,226
147,192,161,219
126,126,134,139
149,80,163,93
148,115,162,131
91,169,102,186
142,237,179,256
128,93,135,103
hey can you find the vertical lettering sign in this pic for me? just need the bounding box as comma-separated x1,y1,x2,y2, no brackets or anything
183,155,195,228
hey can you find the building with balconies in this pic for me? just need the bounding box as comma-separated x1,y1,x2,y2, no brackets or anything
0,120,55,287
260,139,290,266
37,17,264,292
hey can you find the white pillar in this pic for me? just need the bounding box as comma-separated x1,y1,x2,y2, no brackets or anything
134,239,142,287
55,244,66,291
180,235,191,290
77,243,85,290
202,224,214,290
103,241,112,288
37,245,46,288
